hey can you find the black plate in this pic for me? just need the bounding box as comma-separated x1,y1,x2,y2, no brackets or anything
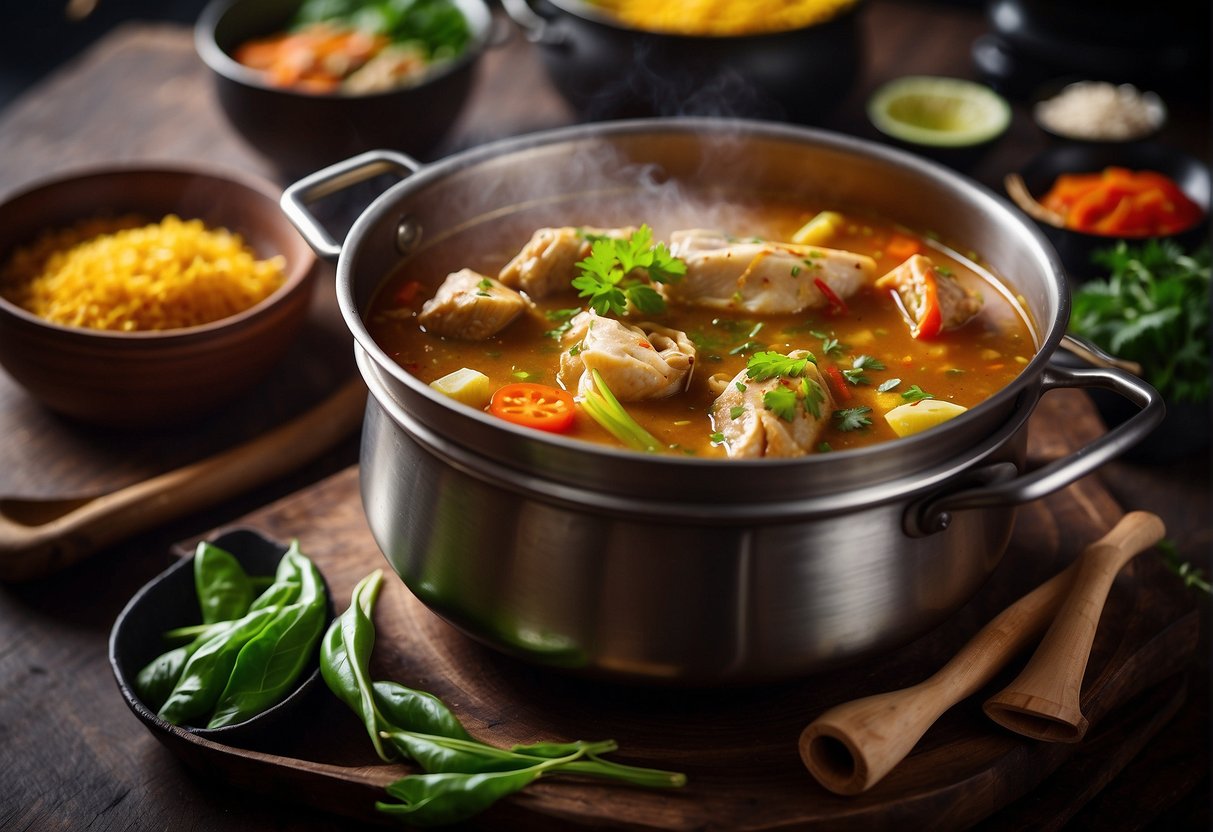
108,527,333,748
1017,141,1210,281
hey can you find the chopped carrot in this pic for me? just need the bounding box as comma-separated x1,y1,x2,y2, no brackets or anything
884,233,921,262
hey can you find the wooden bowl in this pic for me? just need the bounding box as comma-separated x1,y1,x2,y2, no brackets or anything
108,527,333,747
0,164,318,429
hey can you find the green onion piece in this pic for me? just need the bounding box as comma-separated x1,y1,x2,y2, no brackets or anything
580,370,663,453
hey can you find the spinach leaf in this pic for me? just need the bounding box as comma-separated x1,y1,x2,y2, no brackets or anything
320,569,392,760
372,680,472,741
206,541,329,729
193,541,253,625
377,767,548,827
157,606,279,725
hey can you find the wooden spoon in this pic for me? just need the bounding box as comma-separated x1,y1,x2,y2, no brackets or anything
983,510,1166,742
799,511,1164,795
0,379,366,582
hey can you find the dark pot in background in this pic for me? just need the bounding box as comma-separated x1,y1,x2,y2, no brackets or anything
500,0,865,124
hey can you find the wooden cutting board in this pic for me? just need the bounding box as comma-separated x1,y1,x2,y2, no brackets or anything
148,389,1199,830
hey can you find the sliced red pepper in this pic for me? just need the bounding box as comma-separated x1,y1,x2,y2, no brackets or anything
824,365,852,402
814,277,849,316
913,266,943,340
489,382,575,433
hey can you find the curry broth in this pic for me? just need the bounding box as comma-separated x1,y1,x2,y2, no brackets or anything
367,196,1037,456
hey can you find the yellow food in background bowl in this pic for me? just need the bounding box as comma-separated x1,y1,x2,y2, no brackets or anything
588,0,861,36
0,215,286,332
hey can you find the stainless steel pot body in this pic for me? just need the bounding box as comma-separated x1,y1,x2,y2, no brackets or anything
284,119,1162,683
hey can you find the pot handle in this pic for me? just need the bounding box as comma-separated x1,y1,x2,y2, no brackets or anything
908,363,1164,535
281,149,422,261
500,0,567,45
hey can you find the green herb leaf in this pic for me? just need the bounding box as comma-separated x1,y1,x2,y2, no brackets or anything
877,377,901,393
763,386,799,422
1071,241,1210,403
193,541,254,626
901,384,935,402
746,350,814,381
834,406,873,431
572,225,685,317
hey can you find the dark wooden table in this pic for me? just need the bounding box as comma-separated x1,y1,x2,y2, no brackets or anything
1,2,1208,829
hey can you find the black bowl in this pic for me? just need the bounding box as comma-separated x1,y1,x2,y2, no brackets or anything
501,0,865,124
109,527,333,748
1016,141,1210,281
195,0,492,176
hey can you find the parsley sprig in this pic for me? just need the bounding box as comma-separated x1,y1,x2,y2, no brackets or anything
571,225,686,317
745,351,825,422
1070,240,1210,404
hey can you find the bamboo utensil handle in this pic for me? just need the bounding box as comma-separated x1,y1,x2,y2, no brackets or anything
983,510,1165,742
0,379,366,582
799,511,1164,795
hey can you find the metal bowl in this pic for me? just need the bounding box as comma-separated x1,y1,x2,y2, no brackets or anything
284,118,1162,683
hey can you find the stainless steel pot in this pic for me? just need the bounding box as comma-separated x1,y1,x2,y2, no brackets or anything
283,119,1162,684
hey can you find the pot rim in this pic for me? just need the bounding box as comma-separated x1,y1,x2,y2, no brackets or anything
330,117,1069,475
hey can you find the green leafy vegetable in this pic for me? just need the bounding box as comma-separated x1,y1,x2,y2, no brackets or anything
571,225,686,317
137,541,330,728
745,350,815,381
1070,240,1210,404
834,406,873,431
193,541,254,625
877,377,901,393
579,369,664,453
320,571,687,827
762,386,798,422
320,569,392,761
293,0,470,59
901,384,934,402
207,542,329,729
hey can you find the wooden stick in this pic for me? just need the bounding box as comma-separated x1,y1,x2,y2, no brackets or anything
799,511,1165,795
0,379,366,582
983,511,1166,742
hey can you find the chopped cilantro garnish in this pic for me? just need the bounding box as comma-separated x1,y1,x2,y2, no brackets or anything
746,351,815,381
571,224,685,317
729,405,746,420
877,377,901,393
763,386,799,422
901,384,935,401
834,406,873,431
710,431,727,445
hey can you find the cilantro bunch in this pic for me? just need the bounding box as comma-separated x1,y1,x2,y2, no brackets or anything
1070,240,1210,404
571,225,686,316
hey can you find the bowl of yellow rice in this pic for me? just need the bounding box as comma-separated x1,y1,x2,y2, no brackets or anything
0,164,318,428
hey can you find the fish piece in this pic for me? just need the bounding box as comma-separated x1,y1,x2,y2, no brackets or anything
558,310,696,401
875,254,983,339
417,268,530,340
711,351,834,458
663,229,876,314
498,226,636,299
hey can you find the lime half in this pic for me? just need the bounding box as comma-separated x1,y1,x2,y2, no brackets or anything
868,76,1011,148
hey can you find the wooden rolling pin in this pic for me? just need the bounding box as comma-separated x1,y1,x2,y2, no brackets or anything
799,511,1165,796
0,379,366,582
